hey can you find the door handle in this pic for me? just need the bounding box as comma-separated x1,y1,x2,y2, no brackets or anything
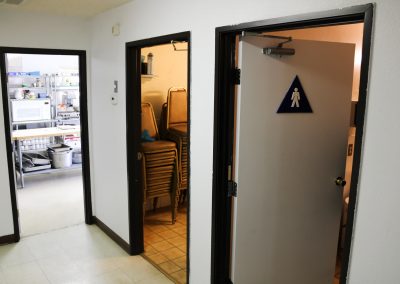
335,177,346,187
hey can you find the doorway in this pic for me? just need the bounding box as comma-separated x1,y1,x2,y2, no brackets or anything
211,4,373,284
0,47,93,240
126,32,190,284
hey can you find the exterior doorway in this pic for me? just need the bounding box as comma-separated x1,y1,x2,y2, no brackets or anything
211,4,373,284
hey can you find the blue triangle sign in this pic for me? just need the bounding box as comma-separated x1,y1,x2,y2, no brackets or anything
277,75,312,113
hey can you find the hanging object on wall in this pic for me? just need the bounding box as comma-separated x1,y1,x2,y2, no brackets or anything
171,40,188,51
277,75,313,113
147,53,153,75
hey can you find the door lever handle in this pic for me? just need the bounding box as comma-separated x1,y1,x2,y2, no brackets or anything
335,177,346,187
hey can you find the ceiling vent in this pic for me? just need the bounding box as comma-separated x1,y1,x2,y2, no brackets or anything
1,0,25,5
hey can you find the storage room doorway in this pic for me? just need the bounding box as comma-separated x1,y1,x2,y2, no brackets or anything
126,32,190,284
0,48,92,239
211,4,373,284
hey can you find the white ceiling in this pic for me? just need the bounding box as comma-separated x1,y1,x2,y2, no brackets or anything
0,0,133,18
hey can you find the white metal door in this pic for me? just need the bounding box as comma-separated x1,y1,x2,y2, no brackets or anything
231,37,355,284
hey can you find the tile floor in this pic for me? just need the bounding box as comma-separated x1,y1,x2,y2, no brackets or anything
17,170,84,236
0,224,172,284
142,206,187,284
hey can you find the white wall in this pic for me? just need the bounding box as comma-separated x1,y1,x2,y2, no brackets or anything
142,43,188,126
0,78,14,237
0,10,91,237
7,54,79,74
90,0,400,283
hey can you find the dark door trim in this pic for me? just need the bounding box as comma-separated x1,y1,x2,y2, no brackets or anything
0,47,94,241
211,4,374,283
125,31,191,281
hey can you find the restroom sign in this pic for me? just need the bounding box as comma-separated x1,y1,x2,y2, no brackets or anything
277,75,313,113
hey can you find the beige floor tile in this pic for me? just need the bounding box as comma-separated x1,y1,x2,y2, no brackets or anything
74,256,120,278
135,274,173,284
120,259,162,282
2,261,50,284
0,242,36,269
81,269,134,284
37,253,82,284
0,270,6,284
17,171,84,237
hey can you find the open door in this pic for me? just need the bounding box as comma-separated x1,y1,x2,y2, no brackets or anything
231,37,355,283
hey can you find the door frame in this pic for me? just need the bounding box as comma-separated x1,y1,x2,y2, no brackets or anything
125,31,191,280
211,4,374,283
0,47,94,241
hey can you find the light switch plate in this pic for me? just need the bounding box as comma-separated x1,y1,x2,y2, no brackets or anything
112,23,120,36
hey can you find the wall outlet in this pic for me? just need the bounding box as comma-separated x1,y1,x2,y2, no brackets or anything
111,94,118,105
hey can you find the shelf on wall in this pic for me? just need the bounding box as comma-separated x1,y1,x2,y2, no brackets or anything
22,163,82,176
54,86,80,90
141,74,156,78
8,85,47,89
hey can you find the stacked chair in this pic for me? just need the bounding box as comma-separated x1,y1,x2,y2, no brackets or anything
141,102,180,224
165,87,188,204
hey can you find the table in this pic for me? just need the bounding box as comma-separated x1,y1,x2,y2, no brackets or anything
12,126,82,188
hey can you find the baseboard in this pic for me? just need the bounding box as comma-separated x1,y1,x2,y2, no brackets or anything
0,234,18,246
92,216,131,254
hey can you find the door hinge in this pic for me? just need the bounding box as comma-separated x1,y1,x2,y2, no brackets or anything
227,181,237,197
233,68,241,85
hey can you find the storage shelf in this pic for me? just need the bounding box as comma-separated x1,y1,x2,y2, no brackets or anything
22,163,82,177
8,86,47,89
54,86,79,90
12,119,57,125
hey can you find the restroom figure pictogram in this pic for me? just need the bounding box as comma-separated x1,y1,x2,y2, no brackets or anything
291,87,300,108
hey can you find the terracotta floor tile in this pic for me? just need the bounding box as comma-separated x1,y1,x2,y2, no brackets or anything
158,261,181,274
151,240,175,252
171,269,187,284
173,256,187,270
148,225,170,233
146,252,169,265
158,230,179,240
144,205,188,282
161,247,185,260
177,244,186,252
144,245,159,256
146,233,165,243
167,236,186,246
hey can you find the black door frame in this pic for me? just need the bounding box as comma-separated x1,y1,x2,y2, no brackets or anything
0,47,94,241
125,31,191,280
211,4,373,283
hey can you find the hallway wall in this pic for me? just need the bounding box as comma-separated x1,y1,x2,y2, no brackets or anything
90,1,400,283
0,10,91,238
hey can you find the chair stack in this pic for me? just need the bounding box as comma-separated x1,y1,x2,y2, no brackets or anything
166,88,188,203
141,102,179,224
